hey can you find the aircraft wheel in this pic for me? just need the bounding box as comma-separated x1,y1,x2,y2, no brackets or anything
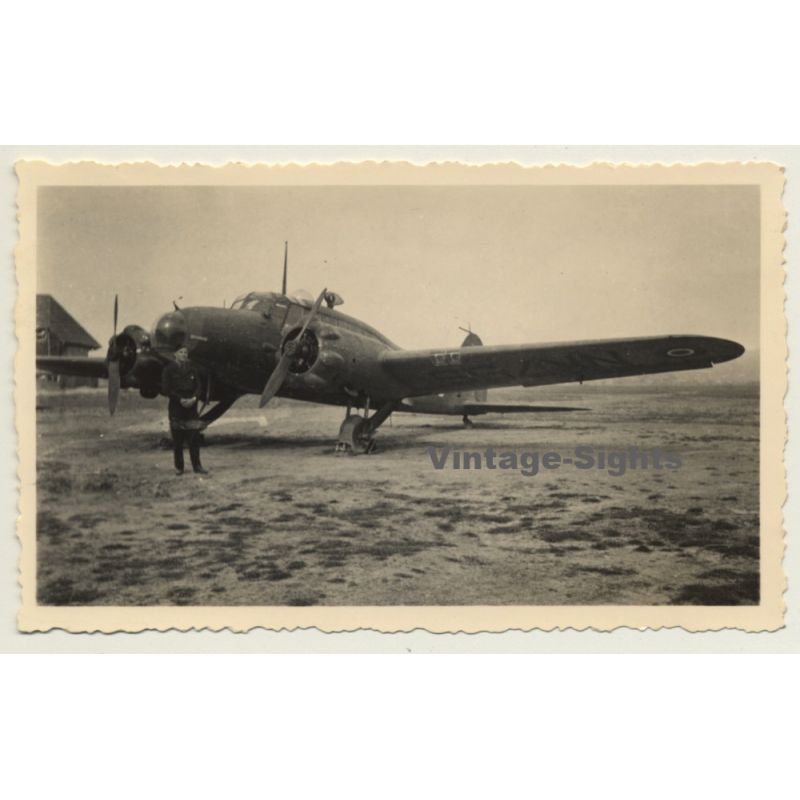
336,416,375,455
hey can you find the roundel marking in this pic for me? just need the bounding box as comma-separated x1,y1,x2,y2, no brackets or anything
667,348,695,357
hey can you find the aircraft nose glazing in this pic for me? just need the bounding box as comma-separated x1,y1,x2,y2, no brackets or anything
152,311,187,351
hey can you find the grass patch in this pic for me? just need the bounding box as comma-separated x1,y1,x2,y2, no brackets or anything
540,529,596,543
273,513,301,523
293,502,336,515
37,511,72,541
479,514,515,524
208,503,244,515
37,462,75,494
363,539,438,560
698,568,744,580
574,566,636,577
719,542,760,559
38,578,103,605
423,505,471,523
487,521,532,534
673,572,759,605
213,515,268,536
344,501,405,528
166,586,197,605
240,564,293,581
67,513,104,530
82,470,119,492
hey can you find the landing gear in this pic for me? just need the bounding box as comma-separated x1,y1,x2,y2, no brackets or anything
199,396,239,425
336,415,376,455
335,397,399,455
462,414,474,429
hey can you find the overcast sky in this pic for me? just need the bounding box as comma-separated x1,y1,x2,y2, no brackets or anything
37,185,759,359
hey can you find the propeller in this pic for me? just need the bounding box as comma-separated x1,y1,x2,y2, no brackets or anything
107,295,121,415
259,287,327,408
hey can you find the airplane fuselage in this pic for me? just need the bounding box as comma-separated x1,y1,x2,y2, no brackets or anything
151,291,410,409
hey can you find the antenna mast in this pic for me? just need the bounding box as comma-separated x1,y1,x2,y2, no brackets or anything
282,241,288,295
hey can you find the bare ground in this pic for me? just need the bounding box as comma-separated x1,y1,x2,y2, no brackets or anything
33,383,760,607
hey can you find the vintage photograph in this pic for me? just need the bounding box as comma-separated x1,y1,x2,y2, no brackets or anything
16,160,785,632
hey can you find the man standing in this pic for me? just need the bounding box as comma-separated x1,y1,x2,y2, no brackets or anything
161,345,208,475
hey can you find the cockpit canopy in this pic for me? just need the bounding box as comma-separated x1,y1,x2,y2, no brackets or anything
230,290,344,311
230,292,276,311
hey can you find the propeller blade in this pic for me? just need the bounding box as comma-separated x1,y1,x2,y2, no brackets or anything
108,294,121,415
258,355,292,408
108,360,121,415
297,287,327,339
258,287,327,408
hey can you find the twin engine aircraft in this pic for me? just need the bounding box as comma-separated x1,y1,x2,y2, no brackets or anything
37,261,745,454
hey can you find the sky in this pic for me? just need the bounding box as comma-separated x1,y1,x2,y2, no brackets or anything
36,184,760,374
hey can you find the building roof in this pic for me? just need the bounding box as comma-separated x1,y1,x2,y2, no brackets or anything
36,295,102,351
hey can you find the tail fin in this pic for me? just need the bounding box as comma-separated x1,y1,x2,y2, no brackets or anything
460,329,486,401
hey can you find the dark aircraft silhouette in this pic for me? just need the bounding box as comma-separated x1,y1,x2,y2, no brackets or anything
36,249,745,454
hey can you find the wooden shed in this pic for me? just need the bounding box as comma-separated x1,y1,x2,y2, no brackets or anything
36,295,102,388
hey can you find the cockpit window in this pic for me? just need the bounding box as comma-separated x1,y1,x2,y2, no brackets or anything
230,292,281,313
231,293,265,311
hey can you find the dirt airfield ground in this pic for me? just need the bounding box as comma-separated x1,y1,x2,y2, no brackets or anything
33,383,760,607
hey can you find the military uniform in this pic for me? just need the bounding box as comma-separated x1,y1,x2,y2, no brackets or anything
161,360,205,473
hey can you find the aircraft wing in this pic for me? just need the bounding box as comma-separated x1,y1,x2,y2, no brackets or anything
379,335,745,397
36,356,109,379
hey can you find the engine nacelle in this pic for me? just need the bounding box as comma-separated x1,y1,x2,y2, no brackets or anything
282,327,320,375
110,325,165,391
285,323,387,394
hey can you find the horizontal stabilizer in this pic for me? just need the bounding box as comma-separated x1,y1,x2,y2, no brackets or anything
462,403,586,415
